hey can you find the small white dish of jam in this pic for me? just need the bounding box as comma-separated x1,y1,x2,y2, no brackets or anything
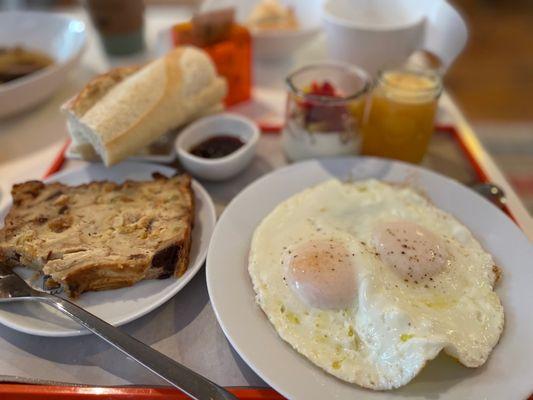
176,113,260,181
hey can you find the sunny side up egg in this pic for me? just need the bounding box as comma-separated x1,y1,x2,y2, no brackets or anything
248,179,504,390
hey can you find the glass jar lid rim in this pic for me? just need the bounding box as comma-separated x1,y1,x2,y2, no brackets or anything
286,62,371,103
377,68,443,95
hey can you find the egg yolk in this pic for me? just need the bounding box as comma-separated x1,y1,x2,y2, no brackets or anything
373,221,448,283
284,239,357,309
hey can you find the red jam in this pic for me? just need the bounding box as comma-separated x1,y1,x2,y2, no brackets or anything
190,135,245,159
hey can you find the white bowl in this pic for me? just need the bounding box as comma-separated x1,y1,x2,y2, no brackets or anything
0,11,87,119
176,113,260,181
321,0,468,76
200,0,322,60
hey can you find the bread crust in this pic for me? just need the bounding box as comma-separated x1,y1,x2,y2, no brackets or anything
63,65,142,118
0,173,194,297
61,47,227,166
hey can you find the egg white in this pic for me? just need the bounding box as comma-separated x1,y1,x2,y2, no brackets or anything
248,179,504,390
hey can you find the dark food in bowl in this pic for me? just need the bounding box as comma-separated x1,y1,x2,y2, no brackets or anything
190,135,245,159
0,46,54,84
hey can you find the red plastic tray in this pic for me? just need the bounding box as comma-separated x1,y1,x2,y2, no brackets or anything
0,385,285,399
22,122,518,400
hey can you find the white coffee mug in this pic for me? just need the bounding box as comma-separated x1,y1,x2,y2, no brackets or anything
322,0,467,76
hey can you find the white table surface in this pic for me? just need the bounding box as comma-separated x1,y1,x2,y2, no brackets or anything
0,5,531,391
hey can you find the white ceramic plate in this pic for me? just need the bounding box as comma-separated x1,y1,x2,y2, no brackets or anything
0,162,216,337
207,157,533,400
0,11,86,118
65,140,177,164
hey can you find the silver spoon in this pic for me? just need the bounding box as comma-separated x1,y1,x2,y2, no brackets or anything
0,264,237,400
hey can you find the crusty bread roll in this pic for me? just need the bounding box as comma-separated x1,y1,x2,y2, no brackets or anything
62,47,227,166
64,65,140,161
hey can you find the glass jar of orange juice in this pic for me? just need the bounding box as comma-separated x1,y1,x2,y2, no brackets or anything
360,69,442,163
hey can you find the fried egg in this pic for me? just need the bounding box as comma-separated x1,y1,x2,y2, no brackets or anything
248,179,504,390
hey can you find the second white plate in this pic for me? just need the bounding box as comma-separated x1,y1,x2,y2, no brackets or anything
206,157,533,400
0,162,216,337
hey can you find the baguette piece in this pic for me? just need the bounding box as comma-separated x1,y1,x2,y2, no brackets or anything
65,65,141,160
0,173,194,297
62,46,227,166
68,103,225,162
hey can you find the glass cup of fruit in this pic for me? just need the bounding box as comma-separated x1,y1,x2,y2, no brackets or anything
282,63,370,161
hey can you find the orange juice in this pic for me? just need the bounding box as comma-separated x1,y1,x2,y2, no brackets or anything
360,69,442,163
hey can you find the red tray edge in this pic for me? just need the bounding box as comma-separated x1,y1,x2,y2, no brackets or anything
0,384,286,399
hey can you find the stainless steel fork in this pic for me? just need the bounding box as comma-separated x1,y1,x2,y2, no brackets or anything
0,264,237,400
